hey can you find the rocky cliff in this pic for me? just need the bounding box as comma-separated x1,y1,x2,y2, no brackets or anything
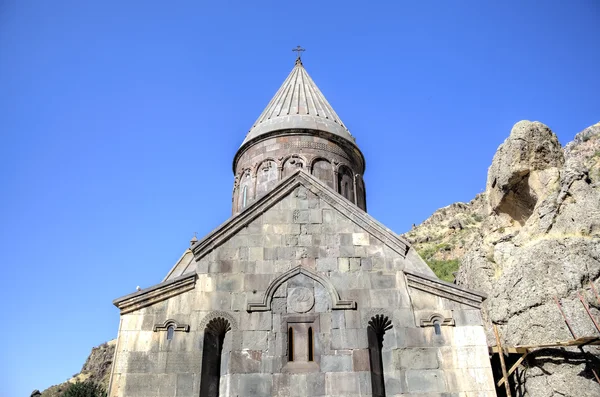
36,340,115,397
406,121,600,396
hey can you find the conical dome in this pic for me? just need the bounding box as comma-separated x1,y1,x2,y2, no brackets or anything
240,59,356,148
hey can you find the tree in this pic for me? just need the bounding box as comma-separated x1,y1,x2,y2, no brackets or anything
61,381,107,397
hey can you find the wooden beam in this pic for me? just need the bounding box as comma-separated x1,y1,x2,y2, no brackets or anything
496,352,529,387
494,324,512,397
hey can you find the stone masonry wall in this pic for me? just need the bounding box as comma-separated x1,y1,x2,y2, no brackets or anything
110,184,495,396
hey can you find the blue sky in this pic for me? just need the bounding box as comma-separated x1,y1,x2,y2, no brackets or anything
1,1,598,395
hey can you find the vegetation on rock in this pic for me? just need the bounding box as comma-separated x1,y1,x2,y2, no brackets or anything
62,381,107,397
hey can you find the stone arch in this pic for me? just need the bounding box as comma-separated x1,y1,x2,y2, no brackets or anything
337,164,355,203
282,154,307,178
237,168,253,211
199,311,238,331
246,265,356,312
254,158,279,198
368,314,393,397
199,314,234,397
311,157,334,189
152,319,190,332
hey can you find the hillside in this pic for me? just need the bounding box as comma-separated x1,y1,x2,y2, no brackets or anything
405,120,600,396
34,340,115,397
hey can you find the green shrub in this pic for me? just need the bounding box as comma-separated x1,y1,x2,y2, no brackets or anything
426,259,460,282
418,245,460,282
62,381,107,397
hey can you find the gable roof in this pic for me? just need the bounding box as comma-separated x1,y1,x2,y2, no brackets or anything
187,169,412,264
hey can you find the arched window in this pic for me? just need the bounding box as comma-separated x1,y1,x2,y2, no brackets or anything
200,318,231,397
166,325,174,341
242,186,248,208
368,315,393,397
433,320,441,335
308,327,314,362
288,327,294,362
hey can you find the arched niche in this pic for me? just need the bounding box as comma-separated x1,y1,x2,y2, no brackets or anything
356,174,366,210
282,155,305,178
246,265,356,312
237,169,252,211
199,317,232,397
337,165,355,203
255,159,279,199
368,314,393,397
311,158,334,189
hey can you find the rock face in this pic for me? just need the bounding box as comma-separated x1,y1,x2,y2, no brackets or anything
38,340,115,397
407,121,600,396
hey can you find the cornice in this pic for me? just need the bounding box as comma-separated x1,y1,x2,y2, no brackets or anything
405,270,487,309
113,273,196,315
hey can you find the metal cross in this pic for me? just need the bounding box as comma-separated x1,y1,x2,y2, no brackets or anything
292,45,305,60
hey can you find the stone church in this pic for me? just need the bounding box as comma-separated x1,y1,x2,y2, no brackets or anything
108,55,496,397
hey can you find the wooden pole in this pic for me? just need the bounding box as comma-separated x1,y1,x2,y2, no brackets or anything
493,324,512,397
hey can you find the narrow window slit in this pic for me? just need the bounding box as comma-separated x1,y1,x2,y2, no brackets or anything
288,327,294,362
166,325,174,340
308,327,314,362
433,321,441,335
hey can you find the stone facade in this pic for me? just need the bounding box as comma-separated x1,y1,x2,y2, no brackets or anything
108,58,496,396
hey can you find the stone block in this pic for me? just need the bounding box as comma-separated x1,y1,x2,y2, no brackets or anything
444,368,495,392
316,257,337,271
309,209,322,223
237,373,272,396
272,297,287,314
338,257,350,272
176,373,196,396
349,257,361,271
229,350,262,374
394,348,439,370
325,372,361,395
352,349,370,371
260,355,283,374
370,289,399,307
215,273,243,292
352,232,369,245
230,292,247,312
370,272,397,289
453,326,487,347
241,312,272,331
383,370,408,395
321,354,353,372
330,329,368,349
248,247,263,261
332,311,345,329
314,284,330,312
242,331,269,351
406,369,446,393
454,309,483,326
244,274,273,291
438,345,492,369
298,234,313,246
165,352,201,373
306,372,326,396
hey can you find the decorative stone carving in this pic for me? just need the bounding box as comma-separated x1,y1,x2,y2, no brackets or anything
363,308,394,328
199,311,238,331
287,287,315,313
247,265,356,312
420,313,455,327
153,319,190,332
